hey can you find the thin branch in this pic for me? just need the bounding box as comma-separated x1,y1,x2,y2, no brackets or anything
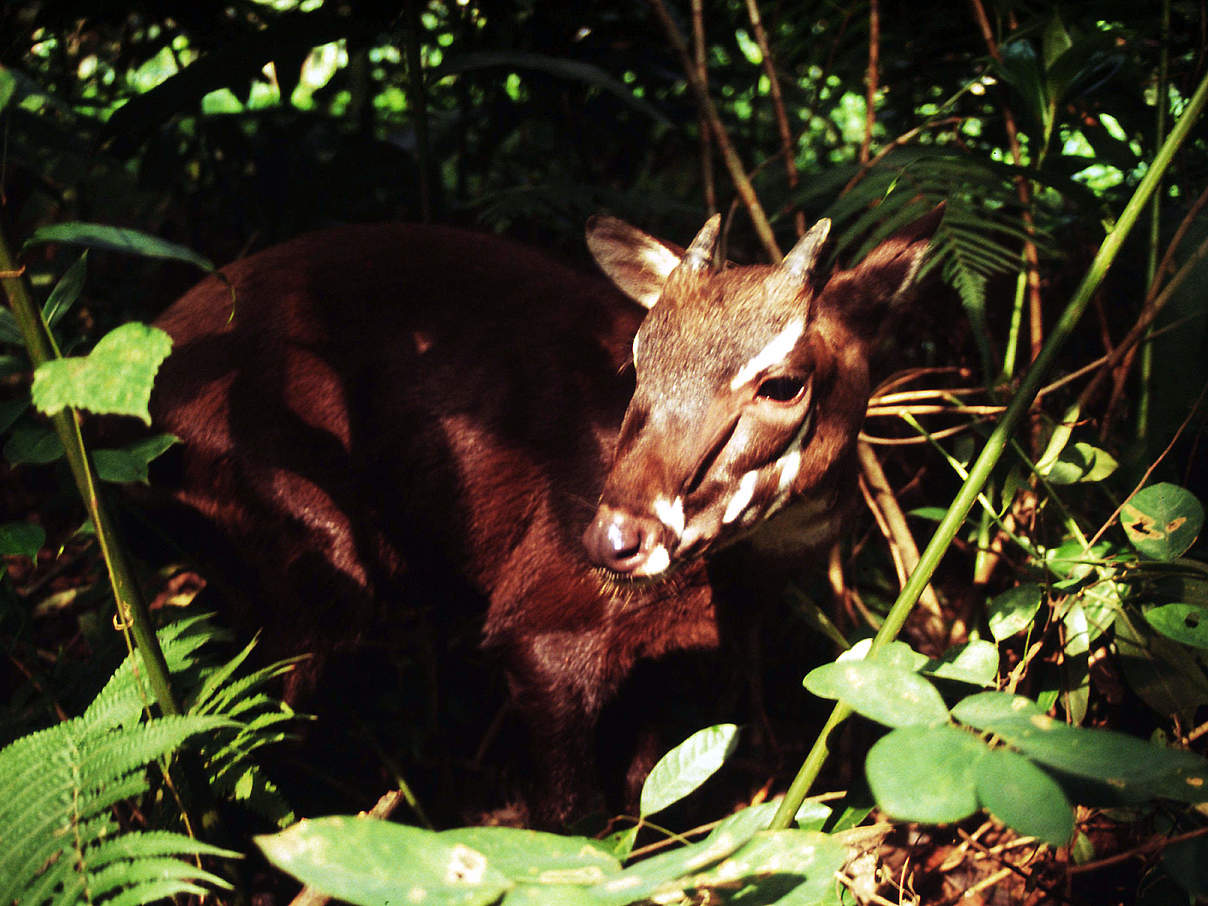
691,0,717,213
648,0,781,259
859,0,879,166
743,0,804,234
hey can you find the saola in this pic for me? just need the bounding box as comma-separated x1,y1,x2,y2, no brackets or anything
147,207,941,825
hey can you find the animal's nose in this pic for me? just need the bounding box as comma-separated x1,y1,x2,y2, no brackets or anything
582,505,669,577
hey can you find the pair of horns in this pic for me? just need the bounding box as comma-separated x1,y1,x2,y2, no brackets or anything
679,214,832,279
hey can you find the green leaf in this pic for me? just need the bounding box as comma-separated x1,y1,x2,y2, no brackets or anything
640,723,739,816
591,828,752,906
974,748,1074,846
951,691,1047,726
25,223,216,272
31,323,173,424
866,726,986,823
1041,12,1073,71
686,831,849,903
804,660,949,728
956,709,1208,802
1043,441,1118,484
0,521,45,560
3,422,64,465
1062,602,1091,726
43,252,88,329
1144,604,1208,649
257,817,511,906
988,584,1045,641
1121,484,1204,561
0,67,14,111
439,827,620,885
93,434,178,484
924,640,999,686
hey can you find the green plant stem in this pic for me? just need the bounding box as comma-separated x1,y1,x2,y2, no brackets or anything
0,229,180,718
769,63,1208,832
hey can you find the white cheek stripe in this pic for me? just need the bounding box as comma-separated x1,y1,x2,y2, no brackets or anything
729,318,804,391
776,449,802,496
635,544,672,577
722,470,760,525
652,495,686,538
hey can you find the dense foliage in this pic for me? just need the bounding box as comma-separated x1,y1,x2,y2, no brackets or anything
2,0,1207,903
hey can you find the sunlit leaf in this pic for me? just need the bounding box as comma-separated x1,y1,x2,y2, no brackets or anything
805,660,949,727
1144,604,1208,649
867,726,985,823
31,323,173,424
988,584,1045,641
639,724,739,817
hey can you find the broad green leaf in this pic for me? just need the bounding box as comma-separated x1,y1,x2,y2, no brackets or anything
256,817,510,906
974,748,1074,846
703,801,782,843
32,323,172,424
804,661,949,727
3,422,64,465
866,726,986,824
640,723,739,817
686,831,848,904
925,640,999,686
25,223,216,272
951,691,1047,726
1122,484,1204,561
439,827,620,885
93,434,178,484
868,640,930,672
0,522,44,560
1043,441,1118,484
1144,604,1208,649
1115,608,1208,718
1034,404,1078,477
1069,571,1123,641
988,584,1045,641
43,252,88,328
601,826,637,863
957,711,1208,802
1062,602,1091,725
591,828,751,906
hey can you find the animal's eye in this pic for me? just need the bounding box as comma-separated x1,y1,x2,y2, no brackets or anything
756,375,807,403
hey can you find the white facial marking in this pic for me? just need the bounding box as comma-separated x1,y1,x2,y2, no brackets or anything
652,495,686,538
722,470,760,525
729,318,805,391
776,449,802,495
636,544,672,577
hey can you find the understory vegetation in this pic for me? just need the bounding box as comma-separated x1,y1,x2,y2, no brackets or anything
2,1,1207,903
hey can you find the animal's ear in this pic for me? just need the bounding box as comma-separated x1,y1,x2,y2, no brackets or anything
587,215,721,310
817,203,945,331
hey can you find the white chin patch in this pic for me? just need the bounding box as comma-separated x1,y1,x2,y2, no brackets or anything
634,543,672,577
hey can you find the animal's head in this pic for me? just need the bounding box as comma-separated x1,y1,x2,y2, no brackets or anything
582,207,943,578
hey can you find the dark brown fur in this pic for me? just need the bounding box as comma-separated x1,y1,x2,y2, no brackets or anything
147,212,940,826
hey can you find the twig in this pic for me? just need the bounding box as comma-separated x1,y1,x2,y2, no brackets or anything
690,0,717,213
647,0,781,259
859,0,879,166
856,441,944,628
743,0,804,234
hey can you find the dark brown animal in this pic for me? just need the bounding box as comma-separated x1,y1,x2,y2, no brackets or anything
147,209,940,826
